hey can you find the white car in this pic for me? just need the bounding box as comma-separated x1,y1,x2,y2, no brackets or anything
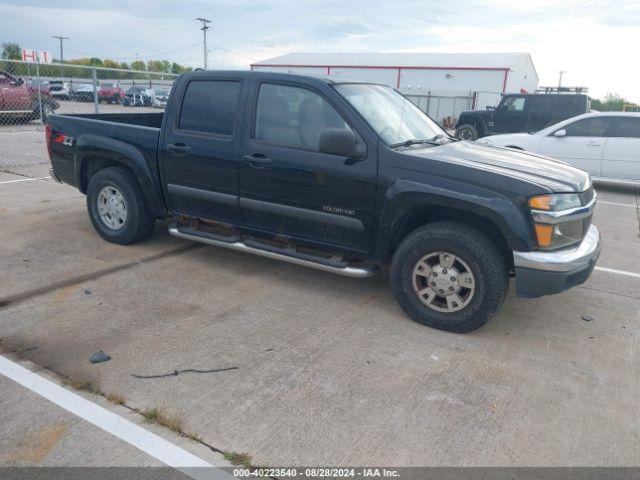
479,112,640,185
49,80,71,100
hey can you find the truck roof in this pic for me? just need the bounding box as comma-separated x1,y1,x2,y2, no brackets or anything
182,69,385,87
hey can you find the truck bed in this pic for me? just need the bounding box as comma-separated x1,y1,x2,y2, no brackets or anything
46,112,164,191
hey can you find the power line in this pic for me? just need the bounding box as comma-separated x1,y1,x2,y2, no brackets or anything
209,43,257,62
65,43,201,62
195,17,212,69
52,35,69,62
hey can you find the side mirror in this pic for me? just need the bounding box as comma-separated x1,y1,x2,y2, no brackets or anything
319,129,362,158
553,129,567,137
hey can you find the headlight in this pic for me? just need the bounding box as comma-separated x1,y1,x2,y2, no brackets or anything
529,194,586,250
477,138,492,145
529,193,581,211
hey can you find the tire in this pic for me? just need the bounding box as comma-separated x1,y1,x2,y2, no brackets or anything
455,124,479,141
86,166,156,245
390,221,508,333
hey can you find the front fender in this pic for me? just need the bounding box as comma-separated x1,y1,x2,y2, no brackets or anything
75,134,165,216
375,178,534,259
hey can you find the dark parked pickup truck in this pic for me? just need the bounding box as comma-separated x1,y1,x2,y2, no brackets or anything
46,71,601,333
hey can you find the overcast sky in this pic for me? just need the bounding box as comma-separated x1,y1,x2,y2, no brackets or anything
1,0,638,101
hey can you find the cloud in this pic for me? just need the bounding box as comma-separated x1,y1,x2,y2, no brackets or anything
1,0,638,100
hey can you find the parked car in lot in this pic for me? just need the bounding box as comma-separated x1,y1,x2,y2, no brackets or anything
478,112,640,185
26,78,51,95
152,89,170,108
46,71,601,333
123,86,154,106
0,70,59,122
50,80,71,100
98,83,125,104
455,93,590,140
71,83,96,102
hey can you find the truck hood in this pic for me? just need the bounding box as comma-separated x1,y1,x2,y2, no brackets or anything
403,140,590,193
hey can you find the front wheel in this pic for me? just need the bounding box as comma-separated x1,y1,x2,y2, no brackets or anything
455,124,479,141
390,222,508,333
86,166,156,245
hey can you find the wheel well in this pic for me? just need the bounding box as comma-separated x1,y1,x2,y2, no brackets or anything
458,118,484,135
387,205,512,268
79,156,132,193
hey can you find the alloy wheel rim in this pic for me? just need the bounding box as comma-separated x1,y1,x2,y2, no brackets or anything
412,251,476,313
458,128,473,140
97,185,127,230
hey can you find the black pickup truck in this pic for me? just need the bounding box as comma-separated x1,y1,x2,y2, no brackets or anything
46,71,601,333
455,93,590,140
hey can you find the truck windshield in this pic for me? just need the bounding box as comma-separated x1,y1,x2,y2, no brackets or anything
334,84,446,146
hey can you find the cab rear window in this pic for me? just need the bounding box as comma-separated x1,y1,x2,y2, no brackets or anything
178,80,241,136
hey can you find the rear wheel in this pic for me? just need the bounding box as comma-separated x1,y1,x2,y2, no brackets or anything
390,222,508,333
86,166,155,245
455,124,479,140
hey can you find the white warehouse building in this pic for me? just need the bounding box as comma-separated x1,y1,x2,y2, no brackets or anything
251,52,539,125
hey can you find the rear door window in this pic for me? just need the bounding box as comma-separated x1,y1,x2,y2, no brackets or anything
178,80,241,136
610,117,640,138
561,117,614,137
554,95,584,114
527,96,552,113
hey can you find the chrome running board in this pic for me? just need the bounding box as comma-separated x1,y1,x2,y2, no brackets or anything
168,226,376,279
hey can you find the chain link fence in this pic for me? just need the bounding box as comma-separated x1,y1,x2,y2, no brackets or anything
0,59,177,168
405,93,474,130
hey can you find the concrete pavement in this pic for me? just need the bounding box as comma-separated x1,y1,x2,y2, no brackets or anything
1,170,639,468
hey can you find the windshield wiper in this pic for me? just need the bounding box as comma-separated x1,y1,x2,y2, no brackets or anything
389,138,439,148
426,133,459,143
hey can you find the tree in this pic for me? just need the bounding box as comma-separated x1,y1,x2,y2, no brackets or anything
131,60,146,71
1,42,21,60
103,59,119,69
591,92,626,112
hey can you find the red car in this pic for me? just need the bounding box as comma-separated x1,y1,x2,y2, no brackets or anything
98,83,125,104
0,70,59,122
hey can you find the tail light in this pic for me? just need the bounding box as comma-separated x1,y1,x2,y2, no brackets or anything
45,123,53,161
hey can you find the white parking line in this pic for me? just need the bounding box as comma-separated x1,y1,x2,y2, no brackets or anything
0,355,232,480
0,176,50,185
595,266,640,279
598,200,638,209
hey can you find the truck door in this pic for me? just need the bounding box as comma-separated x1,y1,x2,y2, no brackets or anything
525,95,552,132
238,81,376,253
493,95,527,133
601,116,640,181
161,77,245,225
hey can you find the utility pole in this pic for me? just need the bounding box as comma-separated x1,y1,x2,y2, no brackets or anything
196,18,212,69
52,35,69,63
557,70,565,92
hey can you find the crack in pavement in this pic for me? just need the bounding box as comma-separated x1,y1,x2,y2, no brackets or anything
0,243,202,310
577,284,640,301
0,167,37,179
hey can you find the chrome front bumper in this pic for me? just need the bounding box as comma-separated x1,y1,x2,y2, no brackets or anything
513,225,601,297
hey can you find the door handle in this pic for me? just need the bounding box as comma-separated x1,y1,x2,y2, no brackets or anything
586,141,602,147
166,143,191,154
243,154,273,168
